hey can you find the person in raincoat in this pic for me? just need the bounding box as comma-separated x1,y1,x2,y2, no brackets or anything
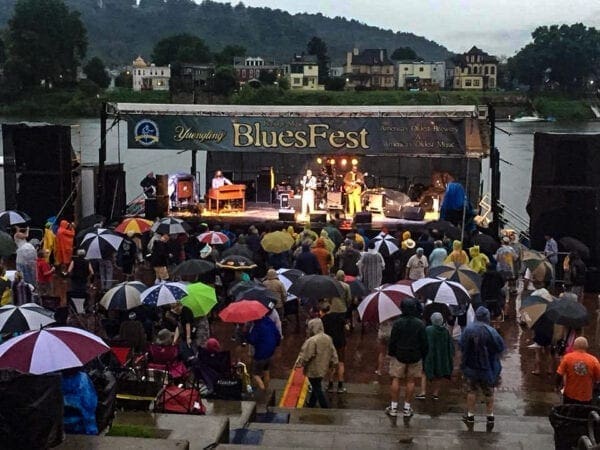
311,238,333,275
444,240,469,265
357,241,385,292
418,312,454,401
317,229,335,254
468,245,489,274
42,222,56,263
55,220,75,270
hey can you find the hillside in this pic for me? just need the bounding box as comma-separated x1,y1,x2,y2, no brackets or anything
0,0,453,65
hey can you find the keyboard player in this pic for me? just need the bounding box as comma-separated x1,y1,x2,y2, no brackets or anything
211,170,232,189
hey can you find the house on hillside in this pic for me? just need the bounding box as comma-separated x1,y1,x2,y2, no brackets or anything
283,55,323,90
397,61,446,90
131,56,170,91
234,56,283,86
344,48,395,89
450,46,498,90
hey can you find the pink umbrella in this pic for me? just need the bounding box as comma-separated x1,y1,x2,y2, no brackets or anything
0,326,109,374
197,231,229,245
357,284,413,323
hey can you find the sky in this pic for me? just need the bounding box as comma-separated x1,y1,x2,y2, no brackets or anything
206,0,600,56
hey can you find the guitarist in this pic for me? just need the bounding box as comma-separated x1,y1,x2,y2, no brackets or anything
343,165,365,215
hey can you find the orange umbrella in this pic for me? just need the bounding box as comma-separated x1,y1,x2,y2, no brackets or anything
115,217,153,234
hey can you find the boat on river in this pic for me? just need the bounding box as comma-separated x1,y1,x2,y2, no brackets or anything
511,114,555,123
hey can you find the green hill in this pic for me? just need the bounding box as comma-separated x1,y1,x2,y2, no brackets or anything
0,0,453,65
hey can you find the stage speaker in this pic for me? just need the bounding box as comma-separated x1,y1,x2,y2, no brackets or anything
278,210,297,222
353,211,372,225
400,205,425,221
310,212,327,224
289,196,302,211
365,193,383,212
256,167,273,203
145,198,157,219
156,195,169,217
326,191,343,209
156,174,169,196
280,194,290,209
177,180,193,201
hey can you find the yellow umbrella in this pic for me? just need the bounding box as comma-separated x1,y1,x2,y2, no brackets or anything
261,231,294,254
115,217,154,234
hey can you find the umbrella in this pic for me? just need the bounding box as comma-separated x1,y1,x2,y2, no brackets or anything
522,250,555,282
357,285,409,323
559,237,590,260
217,255,257,270
141,282,188,307
197,231,230,245
289,274,345,300
115,217,154,234
519,295,554,328
372,233,400,257
78,214,106,231
80,228,124,260
261,231,295,254
0,230,17,256
100,281,146,310
235,286,278,310
275,268,304,291
172,259,216,277
412,277,471,306
151,217,190,235
472,233,500,257
228,280,260,299
347,278,369,299
427,220,460,240
545,298,590,329
219,300,269,323
423,301,452,324
0,210,31,228
181,282,217,317
0,303,55,334
0,326,109,374
521,249,548,271
429,262,482,293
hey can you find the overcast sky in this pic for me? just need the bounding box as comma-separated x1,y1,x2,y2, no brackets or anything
207,0,600,56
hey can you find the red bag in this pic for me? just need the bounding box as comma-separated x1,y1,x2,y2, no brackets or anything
153,385,205,415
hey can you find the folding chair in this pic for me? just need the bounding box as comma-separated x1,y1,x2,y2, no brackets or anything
153,384,205,415
147,344,189,382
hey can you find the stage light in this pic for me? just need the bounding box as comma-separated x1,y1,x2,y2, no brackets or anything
316,157,322,164
351,158,358,165
341,158,347,166
329,158,335,165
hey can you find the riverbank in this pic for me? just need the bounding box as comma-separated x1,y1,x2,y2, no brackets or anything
0,86,595,121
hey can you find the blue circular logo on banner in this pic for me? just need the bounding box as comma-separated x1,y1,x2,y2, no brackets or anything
134,119,159,146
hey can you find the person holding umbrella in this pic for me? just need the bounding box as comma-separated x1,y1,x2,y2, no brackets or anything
262,269,287,321
357,241,385,292
67,249,93,293
151,234,171,283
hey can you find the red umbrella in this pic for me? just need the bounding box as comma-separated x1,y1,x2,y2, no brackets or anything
357,283,413,323
219,300,269,323
197,231,229,245
0,326,109,374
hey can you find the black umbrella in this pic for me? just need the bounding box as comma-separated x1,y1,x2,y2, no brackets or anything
347,278,369,299
472,233,500,258
228,280,259,299
372,233,400,257
427,220,460,240
545,298,590,329
0,231,17,257
559,237,590,260
423,301,452,325
289,275,345,300
0,210,31,229
235,286,278,310
0,303,55,334
172,259,216,277
78,214,106,231
151,217,190,235
79,228,123,260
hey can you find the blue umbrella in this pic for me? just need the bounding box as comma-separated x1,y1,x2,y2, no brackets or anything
141,282,188,307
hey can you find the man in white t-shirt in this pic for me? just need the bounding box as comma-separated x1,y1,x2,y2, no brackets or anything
406,247,429,280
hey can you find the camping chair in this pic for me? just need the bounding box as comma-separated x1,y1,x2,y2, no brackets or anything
153,383,205,415
147,343,189,383
192,348,233,394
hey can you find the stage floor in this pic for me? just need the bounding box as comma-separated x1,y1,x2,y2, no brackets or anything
172,202,439,232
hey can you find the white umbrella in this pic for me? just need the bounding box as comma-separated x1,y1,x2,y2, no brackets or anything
0,303,55,334
151,217,190,235
141,282,188,307
372,233,400,257
80,228,123,260
100,281,146,310
412,277,471,306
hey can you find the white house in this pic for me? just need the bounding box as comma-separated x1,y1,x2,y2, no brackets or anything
132,56,170,91
397,61,446,89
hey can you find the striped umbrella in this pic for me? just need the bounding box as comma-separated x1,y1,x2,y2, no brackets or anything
357,284,411,323
519,295,554,329
151,217,190,235
80,228,123,260
115,217,154,234
0,326,109,374
429,262,482,293
275,268,304,291
197,231,230,245
372,233,400,257
0,303,55,334
0,210,31,228
100,281,146,310
412,277,471,306
141,282,188,307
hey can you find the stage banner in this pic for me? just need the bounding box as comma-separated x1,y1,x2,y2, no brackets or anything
125,114,468,155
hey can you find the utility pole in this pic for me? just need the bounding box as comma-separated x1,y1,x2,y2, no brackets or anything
488,103,501,238
98,102,107,215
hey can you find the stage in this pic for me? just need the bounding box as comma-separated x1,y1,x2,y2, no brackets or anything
169,201,440,235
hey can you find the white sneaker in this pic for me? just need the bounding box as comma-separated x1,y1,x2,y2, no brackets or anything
527,342,542,349
385,406,398,417
403,407,414,418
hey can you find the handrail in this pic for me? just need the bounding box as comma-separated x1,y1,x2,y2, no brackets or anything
577,410,600,449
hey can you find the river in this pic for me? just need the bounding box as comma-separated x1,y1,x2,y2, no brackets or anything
1,116,600,225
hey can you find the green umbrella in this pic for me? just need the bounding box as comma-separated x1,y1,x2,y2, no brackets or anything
180,282,217,317
0,231,17,257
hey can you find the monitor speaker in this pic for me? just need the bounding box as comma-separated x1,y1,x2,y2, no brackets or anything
289,196,302,211
326,191,343,209
278,210,297,222
365,193,383,212
310,212,327,224
400,205,425,221
353,211,372,225
177,180,194,201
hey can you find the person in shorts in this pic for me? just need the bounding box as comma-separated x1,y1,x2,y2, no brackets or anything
460,306,505,430
319,303,347,393
246,315,281,392
386,298,428,418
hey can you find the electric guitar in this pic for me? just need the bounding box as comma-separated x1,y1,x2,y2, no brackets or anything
344,173,367,194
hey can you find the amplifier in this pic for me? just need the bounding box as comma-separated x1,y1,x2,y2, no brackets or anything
310,212,327,224
289,196,302,211
365,193,383,213
326,191,343,209
278,210,297,222
353,211,372,225
400,205,425,221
